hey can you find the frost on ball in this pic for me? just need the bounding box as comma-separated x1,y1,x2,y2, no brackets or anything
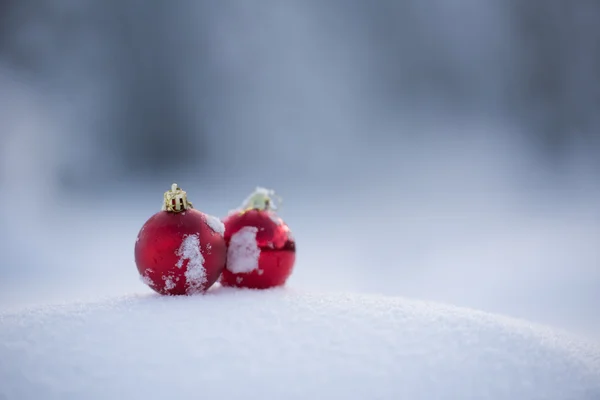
163,276,176,291
227,226,260,274
175,234,207,294
204,214,225,236
139,273,154,287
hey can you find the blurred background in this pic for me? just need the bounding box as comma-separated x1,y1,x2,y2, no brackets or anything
0,1,598,335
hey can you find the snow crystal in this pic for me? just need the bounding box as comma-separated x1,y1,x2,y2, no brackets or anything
205,214,225,236
139,274,154,287
163,276,176,291
227,226,260,274
175,234,206,294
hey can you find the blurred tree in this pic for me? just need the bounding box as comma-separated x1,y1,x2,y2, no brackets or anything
509,0,600,163
107,0,207,175
1,0,598,186
0,0,212,186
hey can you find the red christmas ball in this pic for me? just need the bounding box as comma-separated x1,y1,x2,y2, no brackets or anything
220,188,296,289
135,184,226,295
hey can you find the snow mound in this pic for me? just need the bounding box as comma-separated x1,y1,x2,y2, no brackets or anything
1,290,599,400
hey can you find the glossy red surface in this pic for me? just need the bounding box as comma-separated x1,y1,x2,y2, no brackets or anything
220,210,296,289
135,209,226,295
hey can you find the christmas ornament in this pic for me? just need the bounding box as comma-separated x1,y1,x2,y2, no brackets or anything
135,183,226,295
220,187,296,289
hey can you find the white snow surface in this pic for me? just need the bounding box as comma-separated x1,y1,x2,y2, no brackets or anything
227,226,261,273
175,234,206,294
204,213,225,236
1,289,599,400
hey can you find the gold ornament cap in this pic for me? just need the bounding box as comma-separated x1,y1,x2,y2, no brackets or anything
162,183,193,213
240,187,280,212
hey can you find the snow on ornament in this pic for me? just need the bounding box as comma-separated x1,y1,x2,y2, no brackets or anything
135,183,227,295
220,187,296,289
